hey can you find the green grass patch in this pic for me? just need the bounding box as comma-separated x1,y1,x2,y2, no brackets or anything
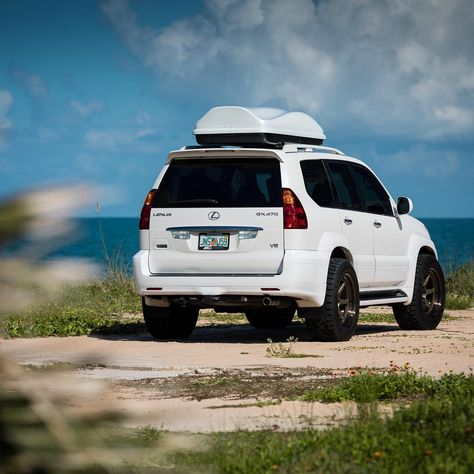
446,260,474,309
446,295,472,310
359,312,394,323
301,370,472,403
170,379,474,473
0,275,143,338
198,310,246,326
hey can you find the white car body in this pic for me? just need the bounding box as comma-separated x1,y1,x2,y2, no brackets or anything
134,133,436,310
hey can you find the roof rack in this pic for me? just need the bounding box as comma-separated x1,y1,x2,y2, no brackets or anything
182,144,345,155
284,144,345,155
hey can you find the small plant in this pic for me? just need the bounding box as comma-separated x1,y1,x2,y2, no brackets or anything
266,336,298,358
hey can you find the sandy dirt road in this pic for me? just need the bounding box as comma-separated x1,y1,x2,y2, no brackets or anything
2,308,473,432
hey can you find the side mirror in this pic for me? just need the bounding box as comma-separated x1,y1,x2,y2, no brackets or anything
397,196,413,215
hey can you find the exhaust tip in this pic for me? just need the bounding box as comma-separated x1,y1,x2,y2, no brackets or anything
262,296,271,306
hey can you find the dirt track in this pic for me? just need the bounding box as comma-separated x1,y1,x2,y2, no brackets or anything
2,308,473,432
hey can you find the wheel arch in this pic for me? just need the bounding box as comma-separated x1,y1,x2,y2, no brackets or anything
402,236,439,304
329,246,354,267
419,245,436,257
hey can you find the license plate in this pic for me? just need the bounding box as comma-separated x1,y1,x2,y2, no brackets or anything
198,233,229,250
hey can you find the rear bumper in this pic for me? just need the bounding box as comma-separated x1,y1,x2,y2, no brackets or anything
133,249,329,307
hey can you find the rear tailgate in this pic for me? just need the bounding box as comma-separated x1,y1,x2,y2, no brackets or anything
148,156,283,275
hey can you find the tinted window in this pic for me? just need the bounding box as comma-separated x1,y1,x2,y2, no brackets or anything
300,160,335,207
326,162,362,211
152,158,282,208
350,164,393,216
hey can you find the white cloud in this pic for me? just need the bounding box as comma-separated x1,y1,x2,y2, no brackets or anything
84,129,117,150
9,67,48,100
373,145,460,178
70,100,104,118
0,90,13,150
84,127,159,153
136,109,151,125
102,0,474,140
38,127,61,144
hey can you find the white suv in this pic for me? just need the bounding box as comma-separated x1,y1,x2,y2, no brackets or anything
133,106,445,341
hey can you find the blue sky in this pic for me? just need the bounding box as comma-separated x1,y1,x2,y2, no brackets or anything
1,0,473,217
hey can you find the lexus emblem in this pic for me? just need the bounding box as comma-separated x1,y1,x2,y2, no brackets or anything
208,211,220,220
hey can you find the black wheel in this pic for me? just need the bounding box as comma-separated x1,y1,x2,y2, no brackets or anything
299,258,359,341
245,306,295,329
142,299,198,339
393,255,445,330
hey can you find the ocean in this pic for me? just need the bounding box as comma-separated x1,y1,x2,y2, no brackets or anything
47,217,474,274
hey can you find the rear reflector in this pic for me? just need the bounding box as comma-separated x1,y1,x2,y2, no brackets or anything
146,287,162,291
139,189,157,230
261,288,280,291
282,188,308,229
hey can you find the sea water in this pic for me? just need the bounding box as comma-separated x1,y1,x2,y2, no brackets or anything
46,217,474,274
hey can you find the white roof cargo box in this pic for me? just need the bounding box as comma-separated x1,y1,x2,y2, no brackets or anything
193,106,326,147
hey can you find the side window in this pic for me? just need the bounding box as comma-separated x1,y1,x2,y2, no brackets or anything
350,164,393,216
326,161,362,211
300,160,336,207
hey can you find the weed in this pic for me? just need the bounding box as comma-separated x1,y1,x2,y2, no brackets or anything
266,336,298,358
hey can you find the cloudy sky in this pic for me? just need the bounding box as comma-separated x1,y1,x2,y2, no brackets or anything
1,0,473,217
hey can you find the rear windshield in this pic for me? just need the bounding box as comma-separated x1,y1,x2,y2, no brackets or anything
152,158,282,208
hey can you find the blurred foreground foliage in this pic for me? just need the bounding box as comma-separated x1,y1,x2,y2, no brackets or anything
0,188,170,473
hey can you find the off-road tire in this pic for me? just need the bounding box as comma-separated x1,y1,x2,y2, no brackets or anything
245,306,295,329
299,258,359,342
142,299,199,339
393,255,445,330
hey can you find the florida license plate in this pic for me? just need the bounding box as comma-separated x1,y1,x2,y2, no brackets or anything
198,233,229,250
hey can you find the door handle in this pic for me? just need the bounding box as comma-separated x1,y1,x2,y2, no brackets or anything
373,221,382,228
343,217,353,225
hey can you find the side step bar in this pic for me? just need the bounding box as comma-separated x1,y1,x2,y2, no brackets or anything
359,289,408,307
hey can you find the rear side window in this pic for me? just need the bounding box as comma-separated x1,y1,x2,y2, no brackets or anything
326,162,363,211
152,158,282,208
349,164,393,216
300,160,336,207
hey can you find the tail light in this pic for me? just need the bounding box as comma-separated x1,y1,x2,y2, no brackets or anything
282,188,307,229
139,189,156,230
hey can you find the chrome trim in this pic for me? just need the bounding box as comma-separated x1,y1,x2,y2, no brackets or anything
166,226,263,232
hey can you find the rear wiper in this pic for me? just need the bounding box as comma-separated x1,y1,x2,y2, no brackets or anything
172,199,219,205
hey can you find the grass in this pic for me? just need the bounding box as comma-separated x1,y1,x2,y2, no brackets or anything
169,383,474,473
0,275,143,338
358,312,394,323
301,369,472,403
199,310,246,326
445,260,474,309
